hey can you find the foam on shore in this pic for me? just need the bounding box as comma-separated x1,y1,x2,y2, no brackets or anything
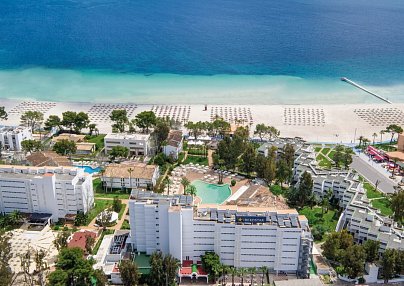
0,67,403,104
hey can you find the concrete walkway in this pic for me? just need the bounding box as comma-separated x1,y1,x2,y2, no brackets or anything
351,155,396,194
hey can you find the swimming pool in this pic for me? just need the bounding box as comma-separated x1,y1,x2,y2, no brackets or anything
191,180,231,204
74,165,101,174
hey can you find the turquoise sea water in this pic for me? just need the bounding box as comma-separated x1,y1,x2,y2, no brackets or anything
0,0,404,103
192,180,231,204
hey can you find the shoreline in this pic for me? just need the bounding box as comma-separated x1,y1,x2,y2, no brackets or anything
1,98,403,144
0,68,403,105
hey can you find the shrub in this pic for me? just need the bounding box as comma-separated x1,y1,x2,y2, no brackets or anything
53,226,60,231
231,179,236,186
63,226,69,231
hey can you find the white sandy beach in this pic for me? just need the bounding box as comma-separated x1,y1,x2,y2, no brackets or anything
2,98,403,144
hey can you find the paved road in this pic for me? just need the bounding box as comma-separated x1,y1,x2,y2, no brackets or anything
351,155,396,194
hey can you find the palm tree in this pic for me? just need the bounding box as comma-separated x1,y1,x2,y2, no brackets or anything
380,130,385,143
358,135,364,147
239,267,246,286
259,266,268,286
127,167,134,193
185,185,197,202
99,168,107,192
163,177,172,195
372,132,377,145
249,267,256,285
229,267,237,286
180,177,190,195
221,265,229,286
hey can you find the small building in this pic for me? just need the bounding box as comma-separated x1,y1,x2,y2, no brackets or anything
51,133,86,144
163,130,183,160
67,230,97,253
76,142,96,155
104,133,151,156
101,163,159,189
26,151,72,167
0,125,32,151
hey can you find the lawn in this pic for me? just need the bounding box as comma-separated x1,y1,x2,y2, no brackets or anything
183,155,209,166
328,150,336,160
118,204,127,220
314,147,322,153
87,199,113,225
85,134,106,150
121,219,130,230
93,178,130,199
321,147,330,156
364,182,383,199
299,207,338,240
270,184,286,196
316,154,332,168
371,198,393,217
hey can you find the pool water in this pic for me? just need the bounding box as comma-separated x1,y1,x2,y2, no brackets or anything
191,180,231,204
74,165,101,174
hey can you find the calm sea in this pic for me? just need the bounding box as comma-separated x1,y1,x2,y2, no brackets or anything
0,0,403,103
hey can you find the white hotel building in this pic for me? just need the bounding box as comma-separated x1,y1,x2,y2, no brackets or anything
104,133,152,156
128,191,312,277
0,125,32,151
0,165,94,221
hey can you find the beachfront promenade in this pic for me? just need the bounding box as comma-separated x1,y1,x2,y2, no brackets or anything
2,98,404,144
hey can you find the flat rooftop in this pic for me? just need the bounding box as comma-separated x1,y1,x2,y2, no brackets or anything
105,132,150,141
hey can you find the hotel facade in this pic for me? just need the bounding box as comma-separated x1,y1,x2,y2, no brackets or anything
128,191,312,277
104,133,152,156
0,125,32,151
0,165,94,221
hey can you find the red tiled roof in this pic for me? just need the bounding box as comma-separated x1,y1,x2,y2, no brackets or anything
67,231,97,252
182,260,193,267
180,267,192,275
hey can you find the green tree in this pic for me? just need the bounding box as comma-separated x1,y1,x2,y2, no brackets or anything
255,154,267,179
119,260,141,286
343,148,353,169
109,145,129,161
154,119,170,150
263,146,277,185
110,109,129,133
391,190,404,223
44,115,62,131
88,123,98,136
21,139,43,153
241,143,256,176
180,177,190,195
363,240,380,263
0,106,8,121
341,244,366,279
149,251,164,286
85,235,95,254
321,230,353,262
163,253,179,286
20,111,44,131
283,143,295,169
53,231,71,251
112,196,123,212
311,225,326,241
211,117,230,137
386,124,403,144
297,171,314,209
53,139,77,156
276,158,289,184
201,252,222,282
333,144,345,168
74,212,88,226
61,111,77,133
254,124,269,141
185,184,197,201
74,112,90,133
47,247,105,286
380,248,397,283
0,233,13,286
133,111,157,133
